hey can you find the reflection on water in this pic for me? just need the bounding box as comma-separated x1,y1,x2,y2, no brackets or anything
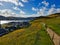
0,21,12,24
0,20,30,24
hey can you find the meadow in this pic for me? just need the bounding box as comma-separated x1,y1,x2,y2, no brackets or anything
0,19,53,45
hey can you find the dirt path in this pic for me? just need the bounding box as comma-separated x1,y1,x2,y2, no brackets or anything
42,23,60,45
46,27,60,45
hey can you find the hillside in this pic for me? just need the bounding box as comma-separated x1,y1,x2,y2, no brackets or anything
0,15,35,20
48,13,60,17
35,13,60,19
35,13,60,35
45,14,60,35
39,13,60,35
0,18,53,45
0,13,60,45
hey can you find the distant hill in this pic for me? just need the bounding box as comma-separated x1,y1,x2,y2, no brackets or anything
7,17,35,20
0,15,35,20
0,13,60,20
48,13,60,17
0,15,7,20
35,13,60,19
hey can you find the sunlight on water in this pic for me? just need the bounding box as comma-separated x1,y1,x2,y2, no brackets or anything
0,20,30,24
0,21,12,24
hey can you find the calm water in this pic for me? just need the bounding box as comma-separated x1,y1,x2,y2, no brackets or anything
0,20,30,24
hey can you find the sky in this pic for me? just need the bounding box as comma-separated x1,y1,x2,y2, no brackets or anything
0,0,60,17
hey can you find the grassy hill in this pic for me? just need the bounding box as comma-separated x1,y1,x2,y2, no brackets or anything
36,13,60,35
0,18,53,45
0,13,60,45
48,13,60,17
45,15,60,35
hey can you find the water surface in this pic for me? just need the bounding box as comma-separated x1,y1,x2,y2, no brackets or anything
0,20,30,24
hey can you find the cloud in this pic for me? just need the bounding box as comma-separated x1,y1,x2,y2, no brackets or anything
19,2,24,7
13,6,20,10
56,8,60,13
32,7,37,11
48,4,57,15
34,6,60,17
0,3,3,6
21,0,28,2
42,0,49,6
48,7,60,15
37,7,47,16
0,9,17,17
0,0,18,5
48,7,56,15
20,10,25,15
0,9,26,17
0,8,60,18
0,0,24,7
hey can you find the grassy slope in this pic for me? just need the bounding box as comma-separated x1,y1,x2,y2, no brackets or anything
0,19,53,45
45,17,60,35
36,13,60,35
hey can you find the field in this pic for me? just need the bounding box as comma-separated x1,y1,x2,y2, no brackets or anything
45,16,60,35
0,13,60,45
0,19,53,45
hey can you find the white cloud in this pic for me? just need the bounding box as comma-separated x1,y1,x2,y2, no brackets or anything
29,14,40,17
32,7,37,11
0,7,60,18
0,0,19,5
20,10,25,15
48,4,57,15
42,0,49,6
19,2,24,7
0,0,24,7
34,6,60,17
0,3,3,6
0,9,17,17
48,8,60,15
37,7,47,16
56,8,60,13
0,9,26,17
48,7,56,14
21,0,28,2
13,7,20,10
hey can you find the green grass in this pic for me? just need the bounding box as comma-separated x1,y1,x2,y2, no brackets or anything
0,19,53,45
45,17,60,35
33,28,53,45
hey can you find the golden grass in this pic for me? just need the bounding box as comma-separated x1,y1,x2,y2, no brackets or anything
0,18,54,45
